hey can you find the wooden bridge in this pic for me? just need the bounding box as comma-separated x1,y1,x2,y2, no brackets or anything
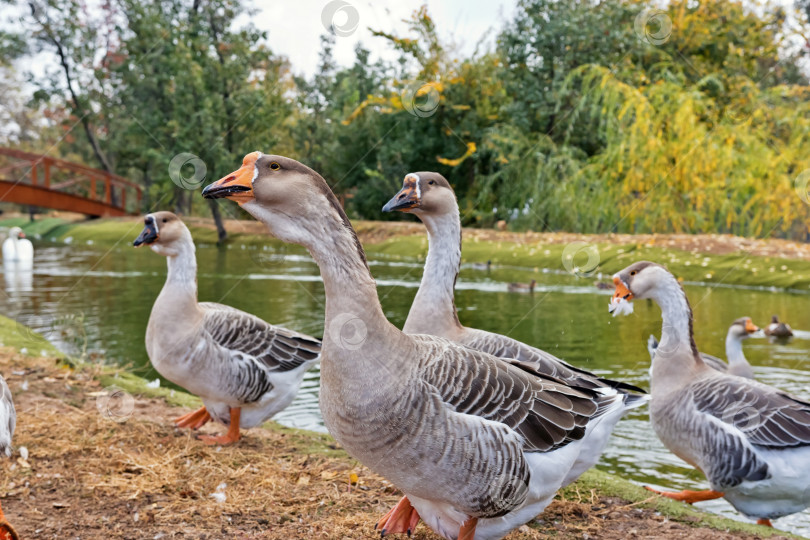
0,148,142,217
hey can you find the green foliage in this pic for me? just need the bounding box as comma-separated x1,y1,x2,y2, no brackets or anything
3,0,810,240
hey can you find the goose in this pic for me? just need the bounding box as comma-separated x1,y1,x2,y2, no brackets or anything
609,261,810,528
471,260,491,271
380,173,646,532
134,211,320,444
381,173,645,444
1,227,33,264
507,279,536,293
203,153,643,540
0,374,18,539
647,317,759,379
765,315,793,338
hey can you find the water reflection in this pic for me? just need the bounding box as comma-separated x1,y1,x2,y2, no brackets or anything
2,261,33,298
1,242,809,535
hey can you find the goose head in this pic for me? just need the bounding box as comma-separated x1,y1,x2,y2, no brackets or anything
133,211,191,256
609,261,679,316
728,317,759,340
202,152,355,250
7,227,24,241
381,172,456,215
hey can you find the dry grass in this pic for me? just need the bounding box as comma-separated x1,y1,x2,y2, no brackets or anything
0,350,795,539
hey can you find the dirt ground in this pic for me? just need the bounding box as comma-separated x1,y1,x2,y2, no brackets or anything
0,351,794,540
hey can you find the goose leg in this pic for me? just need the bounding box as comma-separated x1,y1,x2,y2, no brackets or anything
199,407,241,445
0,501,19,540
644,486,724,504
757,518,773,527
174,406,212,429
458,517,478,540
375,496,420,536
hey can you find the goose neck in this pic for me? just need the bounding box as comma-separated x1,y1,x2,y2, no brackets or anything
404,211,462,335
725,330,746,366
305,218,393,351
649,275,702,386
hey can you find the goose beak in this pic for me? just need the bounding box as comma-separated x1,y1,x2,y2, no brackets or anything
382,177,420,213
17,231,24,239
202,153,259,204
611,277,634,302
745,319,759,334
133,219,158,247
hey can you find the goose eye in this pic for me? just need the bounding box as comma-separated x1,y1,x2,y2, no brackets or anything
630,270,637,276
162,218,168,223
269,162,281,171
428,180,435,185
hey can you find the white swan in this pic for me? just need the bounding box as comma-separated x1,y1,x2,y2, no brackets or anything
2,227,33,264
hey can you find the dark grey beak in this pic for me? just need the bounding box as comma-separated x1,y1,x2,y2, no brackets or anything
382,185,420,213
201,183,251,200
133,220,159,247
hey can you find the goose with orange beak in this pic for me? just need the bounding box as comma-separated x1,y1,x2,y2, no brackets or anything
648,317,760,380
609,261,810,528
204,154,640,540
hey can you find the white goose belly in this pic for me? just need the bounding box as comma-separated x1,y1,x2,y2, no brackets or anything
203,367,311,428
724,446,810,519
408,448,581,540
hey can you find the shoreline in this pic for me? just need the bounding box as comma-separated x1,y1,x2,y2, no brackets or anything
3,215,810,292
0,316,802,538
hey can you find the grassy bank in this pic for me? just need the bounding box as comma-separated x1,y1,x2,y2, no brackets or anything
0,315,801,538
3,214,810,292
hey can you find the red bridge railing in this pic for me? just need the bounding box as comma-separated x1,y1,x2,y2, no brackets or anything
0,147,142,216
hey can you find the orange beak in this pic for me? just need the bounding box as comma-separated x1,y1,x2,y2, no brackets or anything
201,152,260,204
745,319,759,333
612,276,634,302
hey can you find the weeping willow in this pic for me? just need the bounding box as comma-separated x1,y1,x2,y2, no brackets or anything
558,65,810,237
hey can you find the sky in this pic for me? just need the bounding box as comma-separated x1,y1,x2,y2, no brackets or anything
249,0,519,77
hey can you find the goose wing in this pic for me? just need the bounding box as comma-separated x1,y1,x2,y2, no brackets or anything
0,375,15,457
461,328,644,393
200,302,320,372
692,377,810,450
416,335,614,453
395,335,617,517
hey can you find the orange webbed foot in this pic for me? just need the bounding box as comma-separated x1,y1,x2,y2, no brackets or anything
458,517,478,540
198,407,241,446
174,406,212,429
644,486,724,504
757,518,773,527
0,501,19,540
375,496,421,537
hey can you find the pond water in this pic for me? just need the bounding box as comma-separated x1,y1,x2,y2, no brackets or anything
2,239,809,536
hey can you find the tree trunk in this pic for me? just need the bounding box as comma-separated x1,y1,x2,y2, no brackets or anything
30,1,117,205
173,187,187,215
208,199,227,243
